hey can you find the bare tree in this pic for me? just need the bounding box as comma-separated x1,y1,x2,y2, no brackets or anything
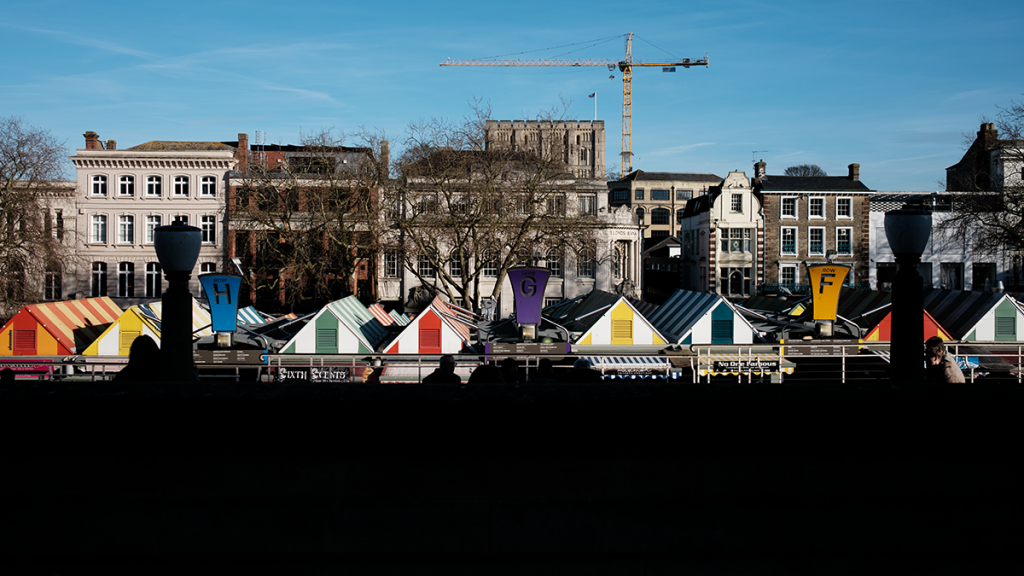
387,102,602,311
784,164,827,177
0,117,73,314
231,128,387,313
938,96,1024,256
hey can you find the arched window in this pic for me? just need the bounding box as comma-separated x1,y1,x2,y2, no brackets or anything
118,262,135,297
449,249,463,278
577,248,595,279
651,208,670,225
481,251,498,278
145,263,162,297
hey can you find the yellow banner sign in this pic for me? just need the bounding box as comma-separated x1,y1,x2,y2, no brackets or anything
807,264,851,321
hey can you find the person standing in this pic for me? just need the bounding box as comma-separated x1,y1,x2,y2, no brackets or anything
924,337,966,383
422,355,462,384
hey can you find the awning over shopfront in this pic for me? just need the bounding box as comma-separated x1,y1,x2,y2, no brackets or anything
379,363,476,384
583,356,673,379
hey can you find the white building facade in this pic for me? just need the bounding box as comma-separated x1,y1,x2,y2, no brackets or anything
70,132,235,308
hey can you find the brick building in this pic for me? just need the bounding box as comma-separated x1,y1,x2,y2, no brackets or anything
754,161,872,293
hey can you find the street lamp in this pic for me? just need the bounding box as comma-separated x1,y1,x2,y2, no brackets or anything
884,204,932,383
154,221,201,381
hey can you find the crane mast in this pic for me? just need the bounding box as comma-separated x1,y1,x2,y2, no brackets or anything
440,33,708,176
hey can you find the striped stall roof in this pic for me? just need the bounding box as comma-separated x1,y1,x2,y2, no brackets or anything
430,297,475,342
584,356,671,378
326,296,391,349
389,310,411,326
922,289,1016,340
543,290,622,334
237,306,271,326
368,303,394,326
15,297,122,353
646,290,722,343
627,298,660,319
134,299,215,338
801,288,893,330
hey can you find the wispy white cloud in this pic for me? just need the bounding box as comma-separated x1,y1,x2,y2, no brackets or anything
945,89,999,103
875,152,950,165
0,22,154,58
647,142,716,156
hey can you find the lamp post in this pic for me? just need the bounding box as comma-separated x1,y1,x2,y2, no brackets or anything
884,204,932,383
154,221,201,382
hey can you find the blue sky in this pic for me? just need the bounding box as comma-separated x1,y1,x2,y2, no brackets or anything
2,0,1021,190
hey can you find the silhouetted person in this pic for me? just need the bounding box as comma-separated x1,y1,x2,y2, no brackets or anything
0,368,15,382
422,354,461,384
114,335,162,382
362,364,382,384
467,364,504,385
925,336,966,383
567,358,603,384
499,357,520,385
528,359,559,384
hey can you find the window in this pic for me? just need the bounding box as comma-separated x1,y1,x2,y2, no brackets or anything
836,197,852,218
836,228,852,255
91,175,107,196
651,208,670,225
782,197,797,218
54,210,64,241
146,215,161,243
146,176,161,196
201,215,216,244
809,197,824,218
808,227,825,255
636,208,645,224
940,263,964,290
481,251,498,278
449,250,463,278
677,190,692,201
972,262,997,291
722,228,752,253
720,267,752,297
612,189,628,202
577,248,595,279
780,265,797,286
677,209,685,222
635,189,644,200
731,194,743,212
91,262,107,297
384,250,400,278
547,195,566,216
578,195,596,216
579,148,589,163
118,262,135,298
417,254,436,278
119,175,134,196
201,262,215,274
652,189,670,201
417,194,437,215
44,269,61,301
613,242,628,279
781,227,797,255
173,215,188,226
174,176,189,197
117,215,134,244
145,263,162,297
546,249,562,278
91,215,107,243
201,176,216,197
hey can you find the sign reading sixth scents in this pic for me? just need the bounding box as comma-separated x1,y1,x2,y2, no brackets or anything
199,273,243,333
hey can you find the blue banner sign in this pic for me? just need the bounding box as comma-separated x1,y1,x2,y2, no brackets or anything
199,273,243,333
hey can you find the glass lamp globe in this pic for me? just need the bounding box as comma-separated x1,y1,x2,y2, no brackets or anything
884,208,932,257
154,222,202,273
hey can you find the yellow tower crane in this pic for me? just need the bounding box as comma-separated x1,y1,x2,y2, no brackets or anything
440,32,708,177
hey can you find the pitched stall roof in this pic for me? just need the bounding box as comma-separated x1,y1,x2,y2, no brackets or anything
922,289,1016,340
627,297,660,319
540,290,665,346
740,295,807,316
279,296,391,355
543,290,623,335
1,297,122,354
384,296,477,354
646,290,759,345
237,306,272,326
801,289,893,332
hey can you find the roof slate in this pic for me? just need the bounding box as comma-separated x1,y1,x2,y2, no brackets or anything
757,175,871,192
613,170,722,184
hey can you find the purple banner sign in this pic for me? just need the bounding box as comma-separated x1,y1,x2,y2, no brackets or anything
507,267,550,325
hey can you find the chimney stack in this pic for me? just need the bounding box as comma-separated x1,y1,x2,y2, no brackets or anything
848,163,860,181
979,122,998,151
106,140,116,151
380,140,390,174
754,159,766,180
236,133,249,173
84,131,103,150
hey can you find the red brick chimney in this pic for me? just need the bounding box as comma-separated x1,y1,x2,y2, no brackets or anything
848,163,860,181
84,131,103,150
236,133,249,173
106,140,116,150
979,122,998,151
